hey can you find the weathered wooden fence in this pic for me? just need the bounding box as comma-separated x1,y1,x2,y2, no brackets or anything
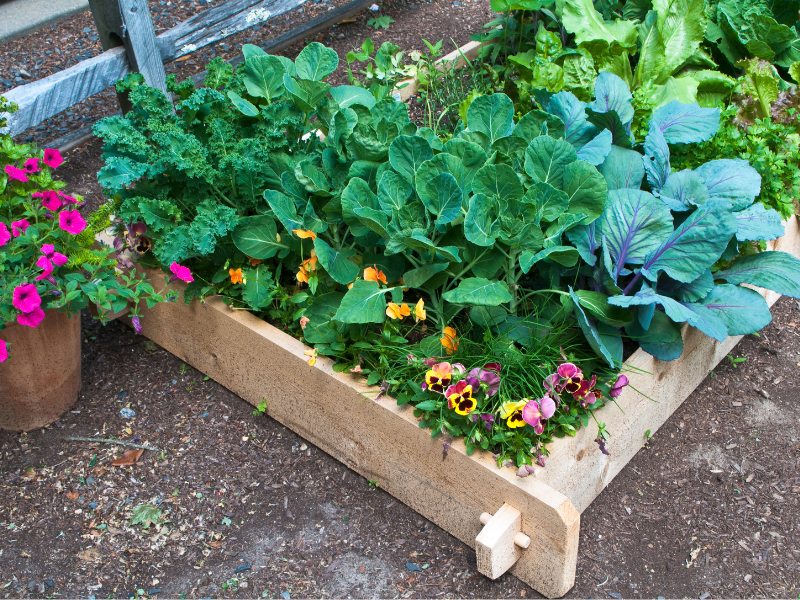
1,0,372,140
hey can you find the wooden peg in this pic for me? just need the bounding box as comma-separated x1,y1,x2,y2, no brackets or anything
475,503,530,579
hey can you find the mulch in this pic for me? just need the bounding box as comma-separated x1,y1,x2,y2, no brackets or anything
1,1,800,597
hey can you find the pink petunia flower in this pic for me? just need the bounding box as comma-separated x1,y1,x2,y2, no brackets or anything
33,190,62,211
12,283,41,313
0,222,10,247
17,306,45,328
169,262,193,283
11,219,30,237
23,158,41,173
0,339,7,362
41,244,68,267
58,191,80,204
59,210,86,235
4,165,29,182
43,148,63,169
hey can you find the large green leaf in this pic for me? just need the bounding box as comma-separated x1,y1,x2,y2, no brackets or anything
264,190,302,233
598,146,645,190
243,55,286,101
734,203,784,242
695,159,762,211
524,182,569,224
519,246,580,273
702,284,772,336
625,309,684,361
226,91,259,117
334,280,389,323
283,75,331,112
651,0,707,83
341,177,382,237
574,290,633,327
389,135,434,183
513,109,566,143
377,170,412,214
423,173,463,225
242,264,274,309
713,251,800,298
295,42,339,81
416,153,469,205
561,0,638,48
569,287,618,368
232,215,287,259
442,278,512,306
464,193,500,247
524,136,578,185
466,94,515,145
313,237,360,285
472,164,523,202
302,292,344,344
634,11,666,88
403,263,451,288
330,85,376,109
562,160,607,223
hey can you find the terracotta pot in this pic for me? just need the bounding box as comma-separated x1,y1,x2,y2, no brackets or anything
0,309,81,431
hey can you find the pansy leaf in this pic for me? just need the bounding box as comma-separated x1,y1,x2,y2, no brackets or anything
702,284,772,336
713,251,800,298
464,193,500,246
599,188,673,280
576,129,613,166
589,71,634,125
442,277,512,306
524,136,578,185
585,109,632,148
641,200,737,283
473,164,523,201
625,309,684,361
598,146,645,190
643,124,670,192
232,215,286,259
334,280,390,323
695,159,762,211
389,135,434,183
466,93,515,144
313,237,360,285
562,160,608,223
659,169,709,211
569,287,617,368
650,101,720,144
734,203,785,242
546,91,597,148
423,173,463,225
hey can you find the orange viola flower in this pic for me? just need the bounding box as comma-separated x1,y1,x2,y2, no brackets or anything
441,326,458,354
248,256,264,266
292,229,317,240
296,250,318,284
386,302,411,320
303,348,318,366
229,267,243,284
364,266,387,285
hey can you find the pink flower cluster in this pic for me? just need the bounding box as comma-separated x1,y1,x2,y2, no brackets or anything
12,283,44,328
3,149,63,183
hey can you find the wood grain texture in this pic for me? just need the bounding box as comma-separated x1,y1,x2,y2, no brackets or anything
119,0,167,92
475,503,524,580
3,47,129,136
394,40,485,101
132,267,580,598
159,0,307,60
535,216,800,513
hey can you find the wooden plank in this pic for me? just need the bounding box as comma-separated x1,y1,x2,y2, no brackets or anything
158,0,308,61
535,215,800,513
118,0,168,92
131,266,580,599
394,40,485,101
2,47,129,137
475,503,524,580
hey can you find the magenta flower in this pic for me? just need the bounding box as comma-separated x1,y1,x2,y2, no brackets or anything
516,464,536,478
543,372,560,395
41,244,68,267
609,374,629,398
468,363,501,397
169,262,193,283
34,190,62,211
536,452,546,467
58,191,81,205
0,340,7,362
11,219,30,237
595,435,610,456
17,306,45,328
469,412,494,430
557,362,584,394
23,158,41,173
131,315,142,335
423,357,438,367
539,394,556,419
13,284,42,313
59,210,87,235
43,148,63,169
521,399,546,434
0,222,10,247
4,165,29,182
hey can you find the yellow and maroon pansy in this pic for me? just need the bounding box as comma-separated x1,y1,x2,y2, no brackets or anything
557,362,584,395
499,400,528,429
423,362,452,394
445,380,477,416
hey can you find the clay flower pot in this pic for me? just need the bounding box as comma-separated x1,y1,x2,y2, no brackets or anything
0,309,81,431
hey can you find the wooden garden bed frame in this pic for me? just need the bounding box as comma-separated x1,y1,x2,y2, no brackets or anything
120,216,800,597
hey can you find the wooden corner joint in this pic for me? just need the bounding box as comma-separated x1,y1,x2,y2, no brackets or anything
475,503,532,580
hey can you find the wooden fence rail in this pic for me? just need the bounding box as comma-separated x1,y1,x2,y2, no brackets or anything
0,0,311,137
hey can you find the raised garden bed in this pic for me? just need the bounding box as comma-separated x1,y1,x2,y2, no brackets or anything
121,216,800,597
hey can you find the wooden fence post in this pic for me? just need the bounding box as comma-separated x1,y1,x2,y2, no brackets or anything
88,0,168,113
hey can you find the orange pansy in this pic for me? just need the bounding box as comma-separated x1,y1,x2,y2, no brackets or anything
364,266,388,285
292,229,317,240
229,267,243,284
386,302,411,320
441,326,458,354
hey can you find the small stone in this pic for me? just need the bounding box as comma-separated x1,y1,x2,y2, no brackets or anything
148,589,162,595
234,564,251,573
280,593,291,600
406,562,422,572
744,574,752,582
45,581,54,588
86,477,95,484
299,444,307,451
89,502,98,509
119,407,136,419
27,581,37,591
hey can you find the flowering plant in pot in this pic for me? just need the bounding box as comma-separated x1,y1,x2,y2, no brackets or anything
0,98,175,429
